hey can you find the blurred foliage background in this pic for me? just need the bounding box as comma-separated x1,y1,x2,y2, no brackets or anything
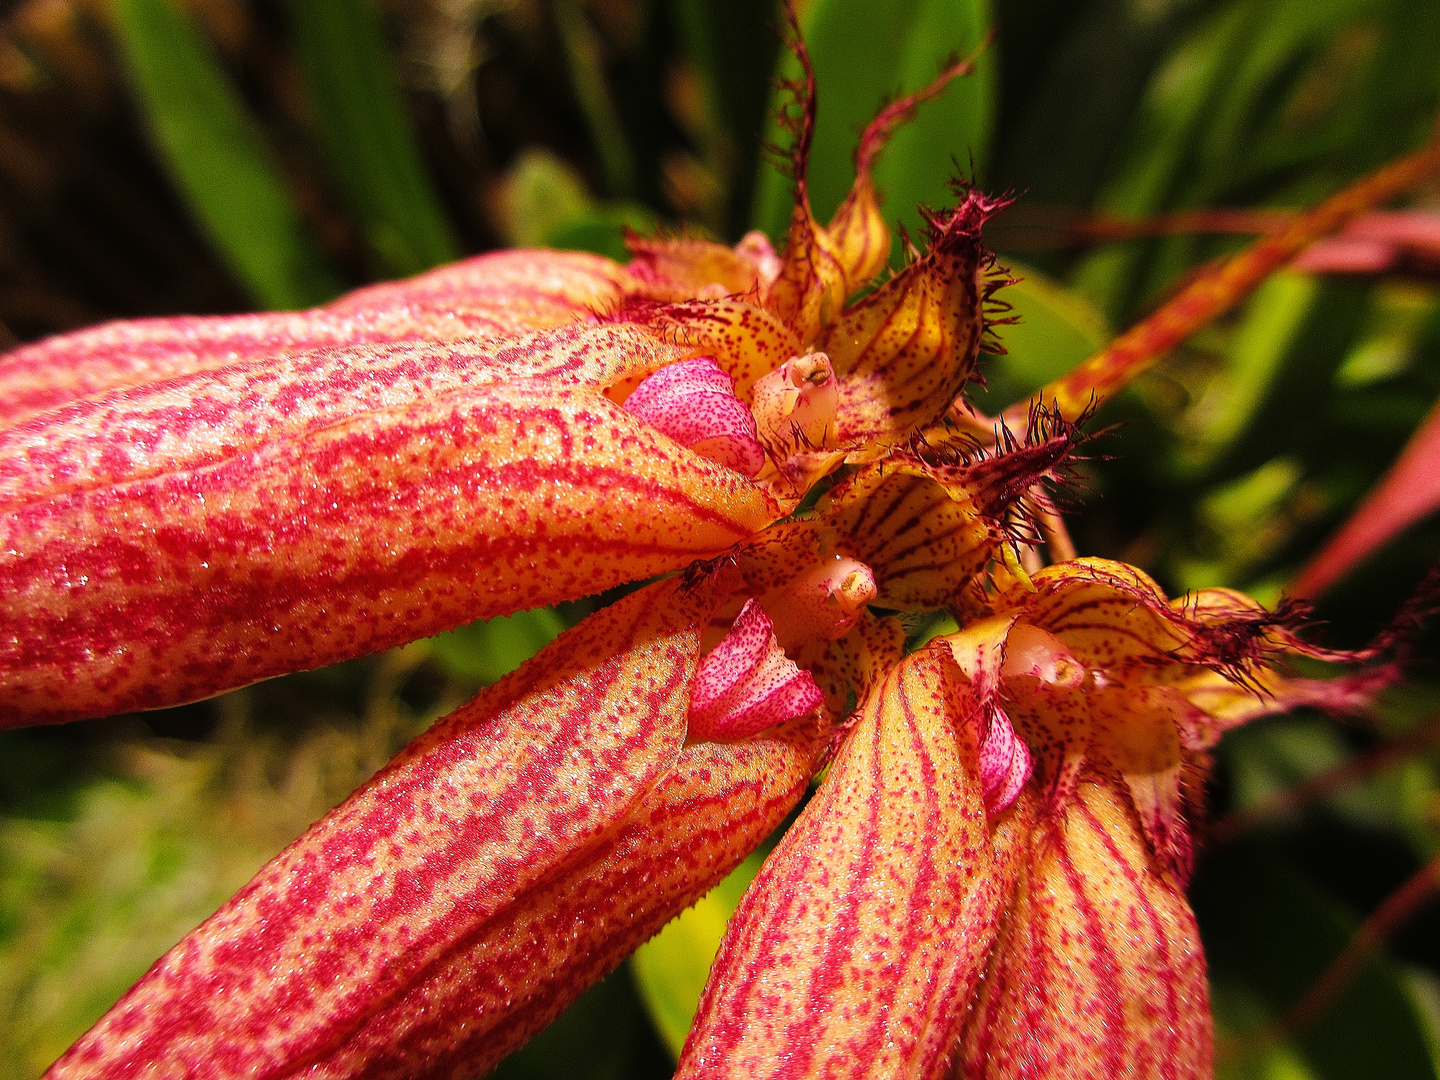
2,0,1440,1076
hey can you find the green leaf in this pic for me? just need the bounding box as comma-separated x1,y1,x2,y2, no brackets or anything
630,850,764,1059
111,0,343,309
673,0,785,239
285,0,459,277
970,260,1109,411
426,609,566,688
1196,846,1440,1080
1175,270,1320,477
549,0,637,197
751,0,995,255
548,205,658,262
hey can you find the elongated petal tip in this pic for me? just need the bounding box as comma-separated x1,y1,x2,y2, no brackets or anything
690,598,824,741
623,357,767,476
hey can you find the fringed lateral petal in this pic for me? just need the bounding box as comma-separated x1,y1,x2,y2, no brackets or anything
621,357,767,476
676,651,1003,1080
44,581,714,1080
689,599,824,741
2,380,783,725
817,192,992,448
956,777,1212,1080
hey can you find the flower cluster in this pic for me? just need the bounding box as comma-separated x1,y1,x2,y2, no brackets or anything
0,39,1375,1080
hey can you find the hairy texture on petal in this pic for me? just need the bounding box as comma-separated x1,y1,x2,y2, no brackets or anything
677,652,1004,1080
1088,685,1197,881
3,381,783,725
621,358,766,476
625,236,770,300
1008,560,1192,672
818,465,1000,610
817,192,992,447
620,299,803,400
45,580,706,1080
269,721,826,1080
956,778,1212,1080
689,599,824,741
0,249,630,423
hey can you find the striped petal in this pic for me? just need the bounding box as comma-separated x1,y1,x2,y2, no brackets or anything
818,192,994,448
815,464,1004,610
676,650,1005,1080
0,248,632,424
45,579,826,1080
2,363,783,724
955,777,1212,1080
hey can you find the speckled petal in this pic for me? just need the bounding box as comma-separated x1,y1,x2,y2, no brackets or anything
291,718,825,1080
43,580,745,1080
955,777,1212,1080
689,598,825,741
818,192,993,448
621,357,767,476
676,650,1004,1080
2,367,784,725
0,248,632,424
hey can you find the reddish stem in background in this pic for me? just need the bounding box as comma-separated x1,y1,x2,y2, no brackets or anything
1003,134,1440,430
1209,712,1440,847
1258,849,1440,1052
989,206,1298,249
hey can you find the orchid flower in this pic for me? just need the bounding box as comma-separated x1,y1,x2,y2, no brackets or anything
0,30,1410,1080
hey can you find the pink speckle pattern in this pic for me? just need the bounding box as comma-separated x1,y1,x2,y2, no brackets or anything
621,357,766,477
689,598,824,741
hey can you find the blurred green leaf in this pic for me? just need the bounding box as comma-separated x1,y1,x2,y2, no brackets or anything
549,205,657,262
970,260,1109,410
427,609,566,688
111,0,342,309
673,0,785,239
751,0,994,253
1175,271,1320,477
1196,847,1440,1080
550,0,636,197
286,0,459,277
494,148,655,259
630,850,764,1059
1073,0,1440,323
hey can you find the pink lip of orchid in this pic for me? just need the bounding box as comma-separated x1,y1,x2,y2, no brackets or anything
0,13,1427,1079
